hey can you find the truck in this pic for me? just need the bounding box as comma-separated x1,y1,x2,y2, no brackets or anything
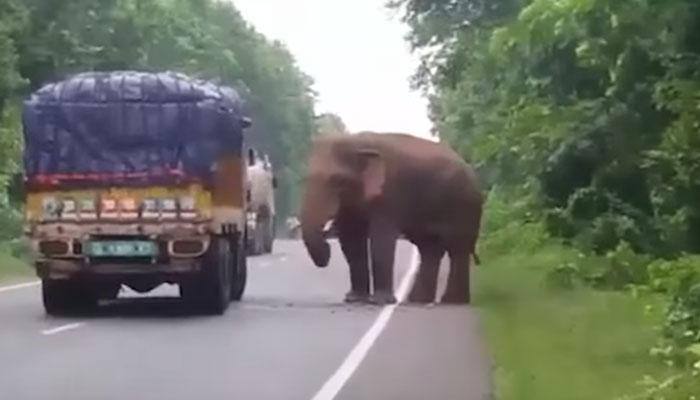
245,148,277,255
22,71,251,315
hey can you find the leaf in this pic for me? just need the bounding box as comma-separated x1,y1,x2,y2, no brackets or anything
687,343,700,357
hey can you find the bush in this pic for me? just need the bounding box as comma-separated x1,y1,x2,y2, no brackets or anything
582,242,651,290
0,205,21,242
646,256,700,365
544,262,580,290
619,371,700,400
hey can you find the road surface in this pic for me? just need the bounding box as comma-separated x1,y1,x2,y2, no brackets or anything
0,239,491,400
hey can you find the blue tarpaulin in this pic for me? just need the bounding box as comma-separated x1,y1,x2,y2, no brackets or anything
22,71,248,186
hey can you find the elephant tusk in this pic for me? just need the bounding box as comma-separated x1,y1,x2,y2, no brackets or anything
323,220,334,232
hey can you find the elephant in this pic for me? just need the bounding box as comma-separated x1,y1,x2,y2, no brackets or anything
300,132,483,305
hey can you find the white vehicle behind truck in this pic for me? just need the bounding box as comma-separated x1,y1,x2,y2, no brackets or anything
246,149,277,254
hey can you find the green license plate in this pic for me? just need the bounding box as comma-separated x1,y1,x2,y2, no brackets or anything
86,241,158,258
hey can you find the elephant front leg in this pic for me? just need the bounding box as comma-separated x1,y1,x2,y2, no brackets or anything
442,246,471,304
368,218,399,305
407,242,444,304
338,222,370,303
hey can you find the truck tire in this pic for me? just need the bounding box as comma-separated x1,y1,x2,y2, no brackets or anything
42,279,97,316
253,219,265,255
247,218,263,256
96,282,121,300
181,237,231,315
230,238,247,301
263,217,274,254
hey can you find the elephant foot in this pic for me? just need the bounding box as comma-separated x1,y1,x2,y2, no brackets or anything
407,288,434,304
344,291,370,304
368,291,397,305
440,291,471,304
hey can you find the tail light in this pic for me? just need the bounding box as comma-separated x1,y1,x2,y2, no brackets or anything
80,199,98,220
39,195,199,221
142,199,159,219
120,198,138,219
160,198,177,219
38,240,70,257
62,199,77,220
101,198,118,219
179,196,197,219
42,197,60,220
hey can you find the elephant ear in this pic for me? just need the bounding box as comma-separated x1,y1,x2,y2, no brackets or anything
357,149,385,202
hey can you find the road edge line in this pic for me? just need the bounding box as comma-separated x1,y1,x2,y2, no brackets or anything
42,322,85,336
310,247,420,400
0,280,40,294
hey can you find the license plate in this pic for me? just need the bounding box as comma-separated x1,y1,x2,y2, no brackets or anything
86,241,158,258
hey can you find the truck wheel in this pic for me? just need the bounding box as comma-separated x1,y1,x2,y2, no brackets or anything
263,218,274,254
247,220,261,256
42,279,97,316
245,225,255,255
181,238,231,315
96,283,121,300
230,239,247,302
255,220,267,254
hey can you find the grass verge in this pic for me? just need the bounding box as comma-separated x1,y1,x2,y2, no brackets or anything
474,243,677,400
0,246,33,284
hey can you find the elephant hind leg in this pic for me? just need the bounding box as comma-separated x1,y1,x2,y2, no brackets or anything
407,240,445,304
441,241,473,304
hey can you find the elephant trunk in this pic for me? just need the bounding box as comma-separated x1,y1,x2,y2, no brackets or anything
300,186,336,268
302,224,330,268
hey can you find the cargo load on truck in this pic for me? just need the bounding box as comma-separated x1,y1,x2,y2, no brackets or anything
23,71,252,315
23,71,247,186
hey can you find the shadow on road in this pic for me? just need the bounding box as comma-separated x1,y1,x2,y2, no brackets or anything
54,297,212,320
48,296,445,320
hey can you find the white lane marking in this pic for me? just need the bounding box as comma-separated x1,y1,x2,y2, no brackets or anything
311,247,420,400
42,322,85,336
0,280,40,294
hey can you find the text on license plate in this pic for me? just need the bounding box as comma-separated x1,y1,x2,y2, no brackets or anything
86,241,158,257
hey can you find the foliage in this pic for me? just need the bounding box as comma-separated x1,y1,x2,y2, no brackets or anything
544,261,580,291
0,0,318,221
583,242,651,290
315,113,349,136
617,371,700,400
0,249,31,282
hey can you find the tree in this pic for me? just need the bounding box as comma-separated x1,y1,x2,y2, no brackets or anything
315,113,349,136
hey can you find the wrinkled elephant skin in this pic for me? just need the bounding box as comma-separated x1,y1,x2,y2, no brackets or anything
300,132,483,304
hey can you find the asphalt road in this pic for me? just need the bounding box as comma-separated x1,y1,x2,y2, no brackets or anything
0,239,491,400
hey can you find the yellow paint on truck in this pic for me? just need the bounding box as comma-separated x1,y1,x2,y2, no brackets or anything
25,184,213,222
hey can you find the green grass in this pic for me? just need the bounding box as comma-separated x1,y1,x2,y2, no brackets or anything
0,248,33,284
474,244,677,400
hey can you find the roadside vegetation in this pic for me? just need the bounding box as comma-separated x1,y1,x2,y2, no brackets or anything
474,189,697,399
0,249,31,283
391,0,700,397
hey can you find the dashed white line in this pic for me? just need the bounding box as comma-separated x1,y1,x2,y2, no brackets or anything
0,280,40,294
310,247,420,400
41,322,85,336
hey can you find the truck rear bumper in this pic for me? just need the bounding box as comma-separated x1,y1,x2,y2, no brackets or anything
35,257,203,281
